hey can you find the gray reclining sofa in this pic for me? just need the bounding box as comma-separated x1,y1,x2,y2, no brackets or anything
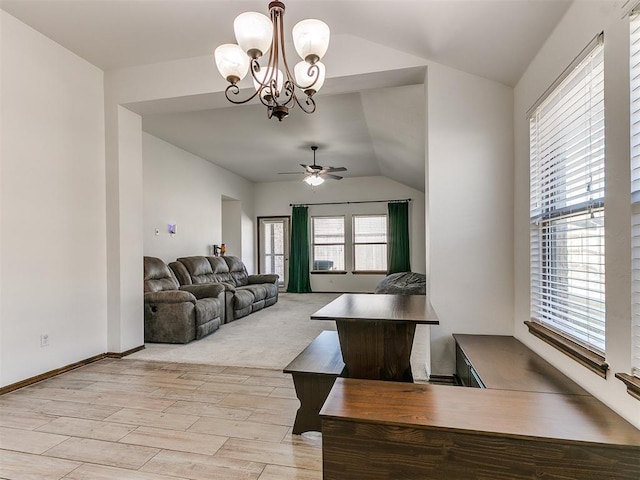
169,255,279,323
143,256,225,343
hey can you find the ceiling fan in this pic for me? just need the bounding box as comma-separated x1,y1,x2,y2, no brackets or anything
279,146,347,186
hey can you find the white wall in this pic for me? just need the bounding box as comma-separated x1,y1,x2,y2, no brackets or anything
427,63,515,375
514,0,639,428
254,176,425,292
221,199,242,258
0,12,107,386
143,133,256,270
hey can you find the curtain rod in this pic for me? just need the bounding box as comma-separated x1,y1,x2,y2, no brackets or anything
290,198,411,207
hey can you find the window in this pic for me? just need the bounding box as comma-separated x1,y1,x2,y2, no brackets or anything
529,37,606,362
631,13,640,380
617,11,640,399
312,216,345,271
353,215,387,272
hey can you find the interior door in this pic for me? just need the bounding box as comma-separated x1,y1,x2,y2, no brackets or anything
258,216,290,288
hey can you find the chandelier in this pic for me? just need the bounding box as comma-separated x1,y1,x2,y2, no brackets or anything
214,1,330,121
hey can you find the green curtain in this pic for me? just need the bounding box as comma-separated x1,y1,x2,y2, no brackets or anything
287,206,313,293
387,201,411,274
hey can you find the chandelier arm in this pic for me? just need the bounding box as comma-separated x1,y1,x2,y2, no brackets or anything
300,63,321,90
223,83,263,105
247,59,271,89
277,30,319,92
294,93,317,114
270,5,290,108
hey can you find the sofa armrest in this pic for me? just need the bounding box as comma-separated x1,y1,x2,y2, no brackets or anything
144,290,196,305
248,274,279,284
180,283,225,299
217,281,236,293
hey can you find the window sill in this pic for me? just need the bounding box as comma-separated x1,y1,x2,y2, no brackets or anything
311,270,347,275
524,320,608,378
615,373,640,401
352,270,387,275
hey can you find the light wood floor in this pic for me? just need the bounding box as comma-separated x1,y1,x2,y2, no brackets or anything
0,358,322,480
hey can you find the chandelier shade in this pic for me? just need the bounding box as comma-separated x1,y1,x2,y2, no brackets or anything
213,1,330,121
294,61,325,95
214,44,250,84
233,12,273,59
292,19,331,64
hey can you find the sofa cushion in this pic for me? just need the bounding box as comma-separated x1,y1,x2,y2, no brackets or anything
239,284,267,302
233,289,254,310
262,283,278,299
144,256,180,293
223,256,249,286
177,256,219,284
207,256,230,274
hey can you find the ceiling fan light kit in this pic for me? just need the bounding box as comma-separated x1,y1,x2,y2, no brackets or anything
304,174,325,186
214,1,330,121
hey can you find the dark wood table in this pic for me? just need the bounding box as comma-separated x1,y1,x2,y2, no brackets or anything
311,293,439,382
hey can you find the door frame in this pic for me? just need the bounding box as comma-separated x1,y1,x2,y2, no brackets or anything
257,215,290,289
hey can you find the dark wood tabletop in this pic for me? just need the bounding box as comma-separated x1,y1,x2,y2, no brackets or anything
320,378,640,447
310,293,439,324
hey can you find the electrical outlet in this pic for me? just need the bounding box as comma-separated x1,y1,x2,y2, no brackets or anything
40,333,49,347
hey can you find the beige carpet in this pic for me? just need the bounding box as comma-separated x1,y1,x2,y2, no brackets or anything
130,292,430,380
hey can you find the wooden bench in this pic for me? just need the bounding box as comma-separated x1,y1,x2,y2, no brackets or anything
319,334,640,479
283,330,345,434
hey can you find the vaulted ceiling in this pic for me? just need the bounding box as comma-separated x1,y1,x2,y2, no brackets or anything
0,0,573,191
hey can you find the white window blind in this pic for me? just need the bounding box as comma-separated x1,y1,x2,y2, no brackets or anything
312,216,345,271
353,215,387,271
631,12,640,377
529,37,606,354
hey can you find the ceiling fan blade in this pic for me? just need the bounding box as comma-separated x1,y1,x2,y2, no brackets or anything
278,172,305,175
324,166,347,172
322,173,343,180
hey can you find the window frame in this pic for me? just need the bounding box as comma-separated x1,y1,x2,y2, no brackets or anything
352,214,388,274
311,215,346,273
617,11,640,400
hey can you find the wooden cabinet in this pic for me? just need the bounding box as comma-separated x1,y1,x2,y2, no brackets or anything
453,334,589,394
455,341,484,387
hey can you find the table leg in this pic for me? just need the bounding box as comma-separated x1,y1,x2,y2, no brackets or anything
290,372,339,434
336,320,416,382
